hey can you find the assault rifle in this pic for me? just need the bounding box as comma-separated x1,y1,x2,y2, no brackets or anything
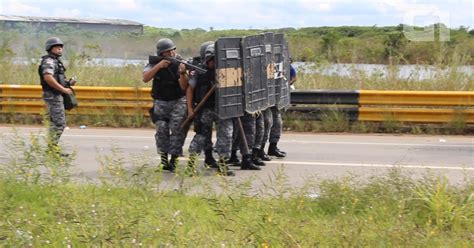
148,55,207,74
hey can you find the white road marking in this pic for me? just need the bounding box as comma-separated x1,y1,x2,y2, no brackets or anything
3,132,472,148
282,140,474,148
266,160,474,171
0,151,471,171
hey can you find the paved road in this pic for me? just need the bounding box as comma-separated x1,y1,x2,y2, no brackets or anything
1,126,473,188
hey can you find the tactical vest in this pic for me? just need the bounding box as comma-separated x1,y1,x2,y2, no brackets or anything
151,63,184,101
38,54,66,94
194,69,216,109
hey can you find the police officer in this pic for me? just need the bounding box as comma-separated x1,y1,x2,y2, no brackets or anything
261,106,285,158
188,41,219,169
236,113,262,170
39,37,76,150
186,43,235,176
289,57,297,90
143,38,188,172
264,107,286,158
254,111,271,162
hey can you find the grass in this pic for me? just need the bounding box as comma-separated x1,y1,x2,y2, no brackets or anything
295,64,474,91
0,132,474,247
1,43,472,134
2,59,473,91
0,131,473,246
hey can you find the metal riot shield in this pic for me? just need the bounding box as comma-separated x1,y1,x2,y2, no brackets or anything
215,37,244,119
263,32,276,107
242,34,268,113
273,33,290,109
279,38,291,109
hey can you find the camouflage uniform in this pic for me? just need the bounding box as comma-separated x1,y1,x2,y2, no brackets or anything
153,97,187,156
239,113,256,153
261,107,273,146
188,108,233,158
39,54,67,146
269,106,283,144
144,63,188,157
263,105,286,158
188,110,208,153
254,112,265,150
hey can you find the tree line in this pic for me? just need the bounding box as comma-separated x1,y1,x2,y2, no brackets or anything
1,22,473,65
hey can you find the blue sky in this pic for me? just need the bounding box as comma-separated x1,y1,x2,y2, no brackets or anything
0,0,472,30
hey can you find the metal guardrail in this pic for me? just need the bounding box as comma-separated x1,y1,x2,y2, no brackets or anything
1,85,473,123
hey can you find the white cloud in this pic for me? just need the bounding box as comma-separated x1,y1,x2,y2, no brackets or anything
0,0,471,29
300,0,334,11
1,1,42,16
83,0,142,11
115,0,141,11
52,8,82,18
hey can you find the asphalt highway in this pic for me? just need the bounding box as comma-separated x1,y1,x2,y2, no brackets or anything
1,126,473,189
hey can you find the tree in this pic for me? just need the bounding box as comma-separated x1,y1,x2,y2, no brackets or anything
384,31,407,64
321,31,341,61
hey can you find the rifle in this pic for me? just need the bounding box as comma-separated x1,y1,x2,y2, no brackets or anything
62,76,78,110
180,83,217,129
149,55,207,74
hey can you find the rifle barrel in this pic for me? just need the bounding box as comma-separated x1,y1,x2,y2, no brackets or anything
168,57,207,74
149,55,207,74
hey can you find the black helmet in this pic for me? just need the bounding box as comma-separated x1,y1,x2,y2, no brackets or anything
45,37,64,51
199,41,214,60
156,38,176,55
203,44,215,64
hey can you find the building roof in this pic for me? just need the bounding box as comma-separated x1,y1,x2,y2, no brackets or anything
0,15,142,26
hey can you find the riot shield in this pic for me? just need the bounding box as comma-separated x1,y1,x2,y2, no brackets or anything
273,33,290,110
215,37,244,119
279,38,291,109
242,34,268,113
263,32,276,107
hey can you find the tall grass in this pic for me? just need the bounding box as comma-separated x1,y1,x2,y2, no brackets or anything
296,63,473,91
1,59,472,91
0,131,473,246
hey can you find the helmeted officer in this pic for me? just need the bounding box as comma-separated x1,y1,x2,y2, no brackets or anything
38,37,76,150
143,38,189,172
188,41,219,169
186,42,235,176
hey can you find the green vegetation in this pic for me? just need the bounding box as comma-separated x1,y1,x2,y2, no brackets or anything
1,23,473,64
0,131,473,246
0,23,472,89
0,24,472,133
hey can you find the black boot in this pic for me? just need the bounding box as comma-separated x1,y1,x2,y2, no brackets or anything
252,148,266,166
268,143,286,158
160,152,172,171
204,149,218,168
241,154,261,170
227,149,240,166
165,154,178,172
257,148,271,161
217,157,235,176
